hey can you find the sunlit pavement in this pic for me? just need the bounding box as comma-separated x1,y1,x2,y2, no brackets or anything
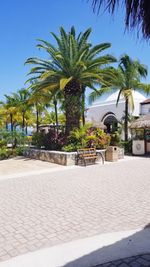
0,156,149,265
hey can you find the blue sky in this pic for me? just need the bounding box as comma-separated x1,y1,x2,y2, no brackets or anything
0,0,150,100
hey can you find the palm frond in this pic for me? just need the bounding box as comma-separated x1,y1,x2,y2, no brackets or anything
90,0,150,39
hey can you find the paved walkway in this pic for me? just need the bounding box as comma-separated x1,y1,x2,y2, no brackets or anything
0,157,62,177
0,156,150,263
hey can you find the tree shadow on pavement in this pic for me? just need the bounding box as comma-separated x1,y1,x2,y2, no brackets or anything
63,224,150,267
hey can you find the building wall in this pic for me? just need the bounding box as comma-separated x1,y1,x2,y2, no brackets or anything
86,100,142,123
141,104,150,115
86,101,124,123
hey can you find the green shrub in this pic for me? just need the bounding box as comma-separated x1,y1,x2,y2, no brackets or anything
0,139,7,148
110,131,122,147
32,132,45,148
62,143,81,152
0,148,11,160
15,146,28,156
0,129,27,148
121,139,132,154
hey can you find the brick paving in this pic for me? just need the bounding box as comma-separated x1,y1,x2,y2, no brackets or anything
0,156,150,262
0,156,62,177
96,254,150,266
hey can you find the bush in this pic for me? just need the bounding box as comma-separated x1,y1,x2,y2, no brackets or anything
62,143,81,152
62,125,111,151
32,132,45,148
110,131,122,147
44,129,66,150
15,146,28,156
86,127,111,149
0,139,7,148
0,129,28,148
121,139,132,154
0,148,12,160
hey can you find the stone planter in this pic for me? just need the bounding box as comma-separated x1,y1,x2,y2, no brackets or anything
25,149,77,166
25,148,106,166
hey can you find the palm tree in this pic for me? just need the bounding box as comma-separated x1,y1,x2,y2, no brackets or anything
23,110,35,135
26,27,116,135
3,95,18,132
89,54,150,141
0,104,9,130
12,89,30,132
48,88,64,128
90,0,150,39
28,86,63,132
28,88,46,132
116,55,149,141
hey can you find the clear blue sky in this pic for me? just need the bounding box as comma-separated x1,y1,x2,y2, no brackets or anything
0,0,150,100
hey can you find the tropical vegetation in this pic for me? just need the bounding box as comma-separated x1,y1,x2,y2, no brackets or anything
0,26,150,159
63,124,111,152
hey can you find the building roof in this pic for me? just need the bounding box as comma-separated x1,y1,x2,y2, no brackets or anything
130,114,150,129
90,90,146,107
141,98,150,105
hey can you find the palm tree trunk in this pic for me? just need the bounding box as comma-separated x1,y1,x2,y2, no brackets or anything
124,98,129,142
6,122,8,130
81,87,85,126
54,98,58,135
25,124,28,135
54,99,58,126
10,114,13,132
22,111,25,132
36,107,39,133
64,81,82,136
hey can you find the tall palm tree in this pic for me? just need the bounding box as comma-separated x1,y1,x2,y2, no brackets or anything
90,0,150,39
89,54,150,141
26,27,116,135
117,55,149,141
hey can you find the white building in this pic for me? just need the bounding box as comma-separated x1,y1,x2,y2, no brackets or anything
86,90,149,133
140,98,150,115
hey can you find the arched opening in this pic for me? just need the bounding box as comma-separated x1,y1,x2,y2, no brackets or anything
102,113,118,133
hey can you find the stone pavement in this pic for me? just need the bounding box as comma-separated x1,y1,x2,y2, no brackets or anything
0,156,62,177
0,156,150,263
97,254,150,266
